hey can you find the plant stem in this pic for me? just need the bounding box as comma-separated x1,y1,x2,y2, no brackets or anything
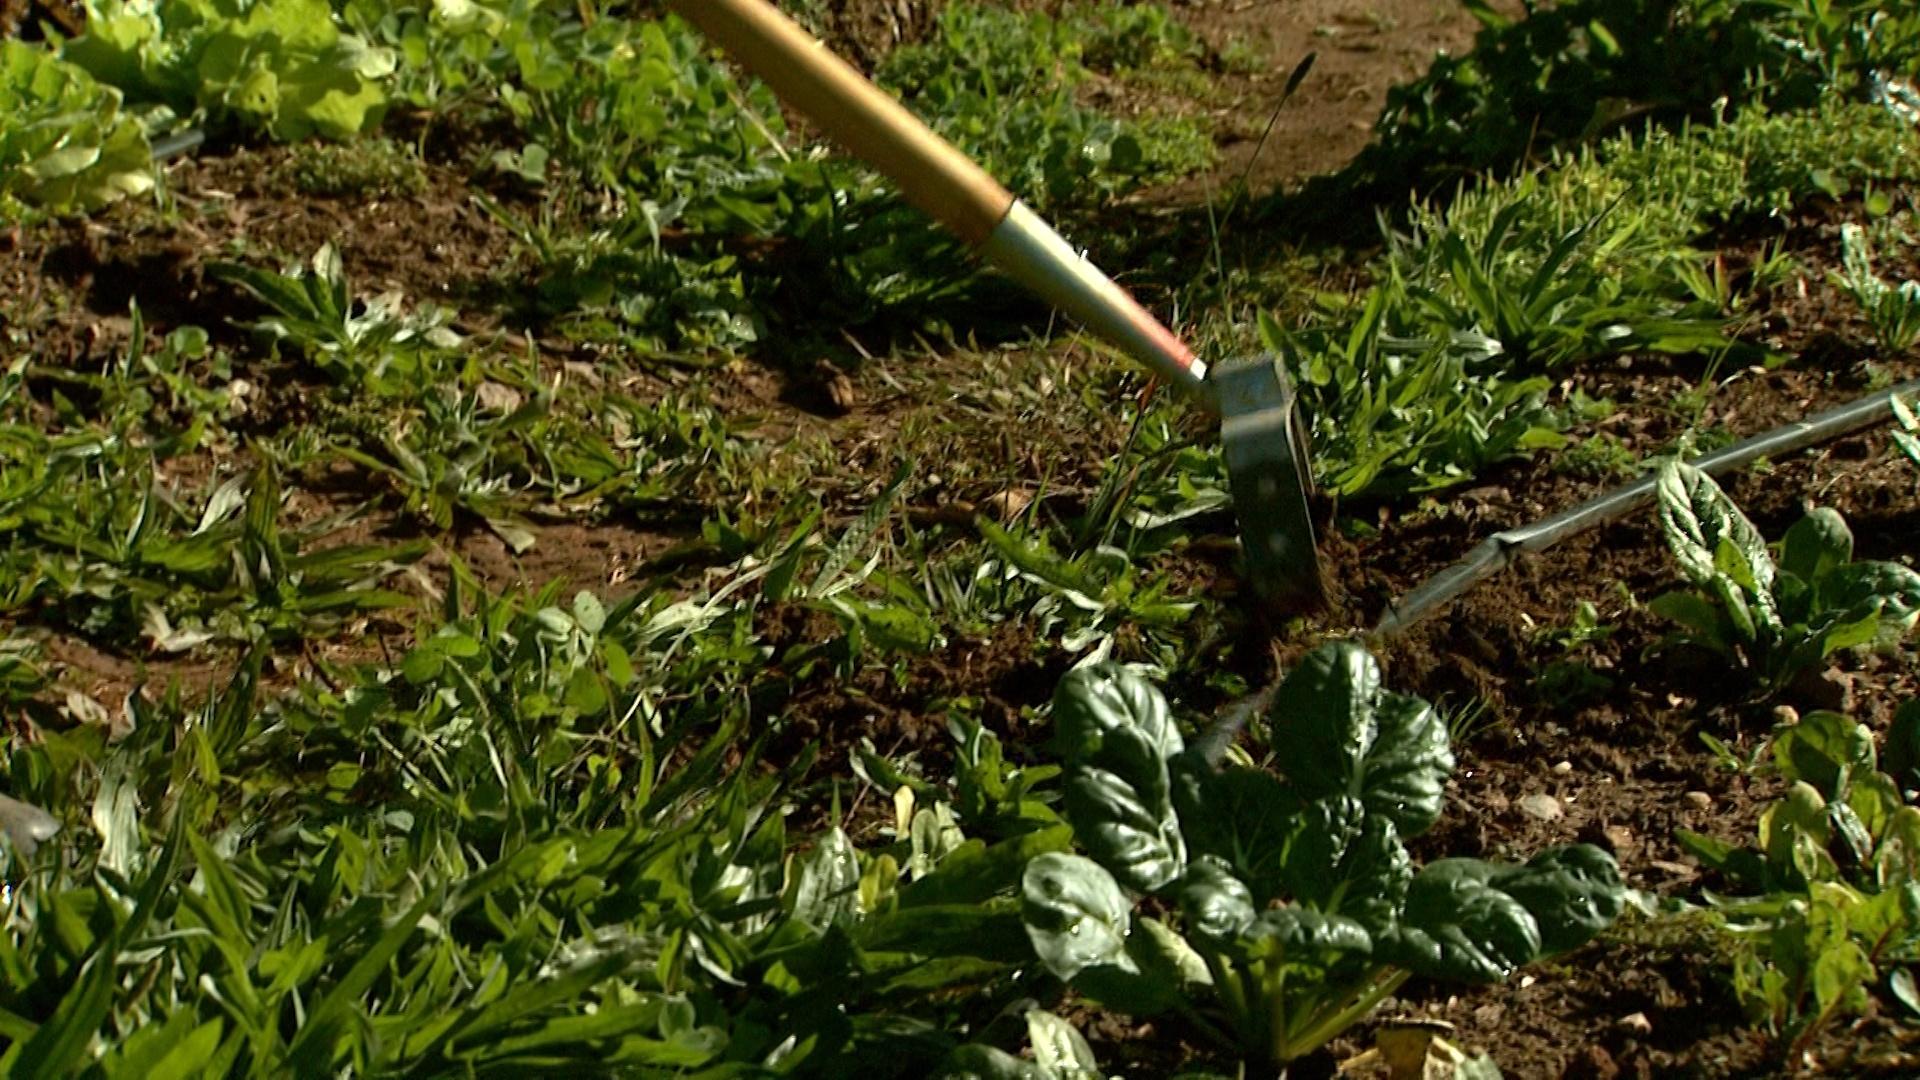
1279,965,1412,1061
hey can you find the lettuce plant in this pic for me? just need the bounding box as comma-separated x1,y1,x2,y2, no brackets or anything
1018,643,1625,1068
66,0,392,140
0,41,153,216
1652,462,1920,691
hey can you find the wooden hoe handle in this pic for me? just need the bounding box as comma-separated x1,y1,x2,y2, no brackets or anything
667,0,1017,246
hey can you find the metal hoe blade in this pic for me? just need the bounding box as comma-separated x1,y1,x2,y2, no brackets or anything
1212,355,1325,613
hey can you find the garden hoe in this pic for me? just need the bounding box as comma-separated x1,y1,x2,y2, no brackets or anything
668,0,1325,613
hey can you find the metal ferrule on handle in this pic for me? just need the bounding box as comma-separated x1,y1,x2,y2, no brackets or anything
980,202,1212,405
668,0,1211,408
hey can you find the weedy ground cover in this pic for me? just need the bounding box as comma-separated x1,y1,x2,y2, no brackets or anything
3,0,1920,1075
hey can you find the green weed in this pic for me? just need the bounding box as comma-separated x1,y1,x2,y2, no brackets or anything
275,136,427,198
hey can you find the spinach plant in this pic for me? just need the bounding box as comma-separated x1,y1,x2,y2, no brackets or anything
1652,461,1920,691
1679,709,1920,1059
1018,643,1625,1068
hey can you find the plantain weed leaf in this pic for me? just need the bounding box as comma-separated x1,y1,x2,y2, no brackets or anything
900,825,1073,909
0,1006,32,1045
1271,641,1453,837
1053,665,1186,892
792,828,861,931
442,950,665,1062
289,888,439,1074
1021,853,1136,982
1892,968,1920,1017
854,904,1035,963
1379,859,1543,983
0,793,59,856
1485,845,1625,956
100,1014,224,1080
13,945,118,1077
1026,1010,1101,1078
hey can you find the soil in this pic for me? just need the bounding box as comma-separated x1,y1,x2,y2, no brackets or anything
6,4,1920,1078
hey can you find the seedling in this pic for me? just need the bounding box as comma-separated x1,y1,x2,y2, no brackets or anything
1651,462,1920,692
1832,224,1920,354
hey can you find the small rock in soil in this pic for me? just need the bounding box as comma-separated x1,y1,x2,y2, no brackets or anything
825,371,858,414
1600,824,1634,854
1583,1044,1622,1080
1518,793,1563,822
1683,791,1713,810
1649,858,1699,881
1552,759,1573,774
1617,1012,1653,1036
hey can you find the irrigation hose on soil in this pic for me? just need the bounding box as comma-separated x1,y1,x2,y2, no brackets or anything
1373,377,1920,636
151,129,206,162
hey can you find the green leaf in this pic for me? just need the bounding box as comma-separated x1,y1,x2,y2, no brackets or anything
1886,701,1920,794
1771,711,1875,798
1174,767,1304,904
1677,829,1769,890
1025,1010,1100,1078
13,945,119,1076
1380,859,1543,983
1053,665,1186,892
1486,845,1625,955
1177,855,1256,944
1270,641,1453,836
1821,561,1920,641
1761,782,1836,886
101,1014,224,1080
288,889,438,1074
1239,906,1373,970
1655,462,1779,633
792,828,860,931
1021,852,1136,982
443,947,650,1059
1649,590,1732,652
900,826,1073,908
0,42,154,212
1780,508,1853,584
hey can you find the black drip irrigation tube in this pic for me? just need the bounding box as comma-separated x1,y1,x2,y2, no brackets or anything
1373,377,1920,636
151,128,207,163
1196,377,1920,751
